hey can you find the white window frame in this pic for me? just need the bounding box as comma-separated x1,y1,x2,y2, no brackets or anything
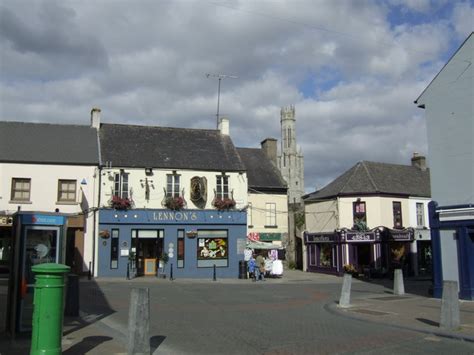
416,203,425,227
167,174,181,197
265,202,276,227
216,175,229,199
114,171,129,199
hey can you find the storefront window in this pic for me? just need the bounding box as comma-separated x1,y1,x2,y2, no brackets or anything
319,244,332,267
197,230,228,267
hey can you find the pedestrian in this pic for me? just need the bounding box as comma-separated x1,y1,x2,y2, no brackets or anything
248,254,256,281
256,253,266,281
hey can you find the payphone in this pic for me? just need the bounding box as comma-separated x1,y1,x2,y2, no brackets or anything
6,212,67,335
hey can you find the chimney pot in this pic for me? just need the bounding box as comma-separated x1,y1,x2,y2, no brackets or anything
218,117,229,135
411,152,427,171
91,107,101,130
261,138,278,165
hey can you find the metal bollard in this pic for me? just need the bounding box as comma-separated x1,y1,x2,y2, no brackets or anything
127,262,130,280
88,261,92,280
30,263,70,355
170,263,174,281
213,264,217,281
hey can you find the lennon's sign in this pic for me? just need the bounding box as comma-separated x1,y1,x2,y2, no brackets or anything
152,211,198,222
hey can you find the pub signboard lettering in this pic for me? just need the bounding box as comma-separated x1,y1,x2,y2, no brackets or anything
345,232,376,242
387,228,414,241
153,211,198,222
305,233,336,243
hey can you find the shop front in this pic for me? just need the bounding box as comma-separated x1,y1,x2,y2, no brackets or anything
304,232,341,275
340,228,382,276
381,228,414,276
97,209,247,278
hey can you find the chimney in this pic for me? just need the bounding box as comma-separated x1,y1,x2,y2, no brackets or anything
218,117,229,135
411,152,427,171
261,138,278,165
91,107,101,130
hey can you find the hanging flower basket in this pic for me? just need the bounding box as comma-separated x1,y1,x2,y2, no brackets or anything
110,196,132,210
213,197,236,210
165,196,185,210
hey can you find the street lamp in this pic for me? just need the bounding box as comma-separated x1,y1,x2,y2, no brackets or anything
206,73,238,128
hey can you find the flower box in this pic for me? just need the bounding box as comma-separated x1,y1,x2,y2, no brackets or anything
213,197,236,210
165,196,185,210
110,196,132,210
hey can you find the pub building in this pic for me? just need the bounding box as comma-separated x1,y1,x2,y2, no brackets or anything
97,209,247,278
304,227,415,277
94,113,249,278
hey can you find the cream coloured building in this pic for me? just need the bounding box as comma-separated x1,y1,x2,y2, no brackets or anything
303,155,431,277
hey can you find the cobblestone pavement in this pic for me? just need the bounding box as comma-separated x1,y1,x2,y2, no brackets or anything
1,271,473,354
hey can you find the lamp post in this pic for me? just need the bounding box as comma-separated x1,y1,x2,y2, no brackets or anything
206,73,238,128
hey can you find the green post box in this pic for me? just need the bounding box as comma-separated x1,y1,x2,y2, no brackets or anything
30,263,70,355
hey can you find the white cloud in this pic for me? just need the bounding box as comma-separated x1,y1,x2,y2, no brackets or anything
0,0,466,192
451,1,474,38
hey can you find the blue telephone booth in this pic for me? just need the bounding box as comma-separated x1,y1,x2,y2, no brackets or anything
6,212,67,335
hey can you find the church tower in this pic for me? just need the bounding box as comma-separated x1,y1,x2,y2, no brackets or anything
278,105,304,204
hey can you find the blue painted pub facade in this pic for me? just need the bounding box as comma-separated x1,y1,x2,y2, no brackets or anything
429,201,474,300
97,208,247,278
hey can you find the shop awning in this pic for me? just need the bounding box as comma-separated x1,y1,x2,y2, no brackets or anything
246,241,284,250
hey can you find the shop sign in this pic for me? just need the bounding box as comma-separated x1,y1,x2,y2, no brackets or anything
388,230,414,241
345,232,376,242
259,233,281,241
153,211,198,222
22,214,65,226
305,234,335,243
248,232,260,242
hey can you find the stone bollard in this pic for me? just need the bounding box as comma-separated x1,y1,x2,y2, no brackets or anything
128,288,150,355
339,273,352,308
440,280,460,330
393,269,405,295
30,263,71,355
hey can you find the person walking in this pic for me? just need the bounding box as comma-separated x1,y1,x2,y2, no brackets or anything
256,253,266,281
248,254,256,281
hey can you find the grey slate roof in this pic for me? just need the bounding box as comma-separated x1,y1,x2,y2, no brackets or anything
236,148,287,191
0,121,99,165
305,161,431,201
99,123,245,171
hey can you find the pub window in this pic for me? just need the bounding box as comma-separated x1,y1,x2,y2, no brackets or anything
11,178,31,202
111,229,119,269
216,175,229,199
114,171,129,199
352,201,367,229
57,179,77,203
177,229,185,268
416,203,425,227
393,201,403,229
265,203,276,227
247,203,253,227
166,174,180,197
319,244,332,267
197,230,228,267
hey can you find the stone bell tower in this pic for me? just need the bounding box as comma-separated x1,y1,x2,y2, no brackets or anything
278,105,304,204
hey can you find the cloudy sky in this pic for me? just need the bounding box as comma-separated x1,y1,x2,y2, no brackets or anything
1,0,473,192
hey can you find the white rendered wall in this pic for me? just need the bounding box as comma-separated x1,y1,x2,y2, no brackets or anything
417,35,474,206
0,163,98,272
304,199,338,233
99,167,248,210
247,192,288,234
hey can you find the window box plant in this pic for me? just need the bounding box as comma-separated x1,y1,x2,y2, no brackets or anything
164,196,185,210
110,195,132,210
212,197,236,210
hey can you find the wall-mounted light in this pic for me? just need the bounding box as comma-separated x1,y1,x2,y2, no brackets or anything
145,168,153,176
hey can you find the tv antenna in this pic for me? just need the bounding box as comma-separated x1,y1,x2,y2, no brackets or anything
206,73,238,128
